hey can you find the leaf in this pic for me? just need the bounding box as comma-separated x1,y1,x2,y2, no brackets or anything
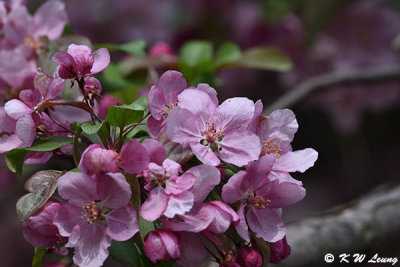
72,125,82,167
179,40,214,82
80,121,104,135
16,170,61,221
253,237,271,267
109,240,145,266
214,42,241,69
120,40,147,57
105,96,148,128
103,63,133,88
262,0,297,22
32,247,47,267
234,47,292,72
6,136,73,175
219,158,242,174
140,217,155,238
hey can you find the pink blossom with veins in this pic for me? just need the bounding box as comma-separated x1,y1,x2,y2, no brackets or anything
54,171,139,267
222,155,306,242
143,229,181,263
52,44,110,80
167,88,261,167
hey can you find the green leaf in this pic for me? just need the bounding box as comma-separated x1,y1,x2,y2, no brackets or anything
80,121,104,135
5,136,73,175
140,217,155,238
103,63,133,88
219,158,242,174
32,247,47,267
109,240,145,266
105,96,147,128
235,47,292,72
120,40,147,57
262,0,297,22
179,40,214,83
214,42,241,69
253,237,271,267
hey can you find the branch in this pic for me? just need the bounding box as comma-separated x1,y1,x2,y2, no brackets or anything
263,67,400,115
275,184,400,267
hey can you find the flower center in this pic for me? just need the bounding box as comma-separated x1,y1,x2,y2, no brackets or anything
263,139,282,159
247,194,271,210
200,122,224,151
24,33,43,50
81,201,102,224
163,102,178,118
150,173,169,188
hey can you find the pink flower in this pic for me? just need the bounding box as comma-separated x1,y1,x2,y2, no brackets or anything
54,171,139,267
222,155,306,242
97,94,121,119
147,70,187,138
52,44,110,80
149,42,175,57
167,89,261,167
143,230,180,263
22,199,64,248
236,247,263,267
269,236,291,264
255,109,318,185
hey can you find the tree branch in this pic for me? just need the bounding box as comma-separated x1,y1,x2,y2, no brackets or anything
275,184,400,267
264,67,400,115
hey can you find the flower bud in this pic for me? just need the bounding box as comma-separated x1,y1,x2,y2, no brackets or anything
236,247,263,267
143,230,180,263
269,236,291,264
149,42,174,57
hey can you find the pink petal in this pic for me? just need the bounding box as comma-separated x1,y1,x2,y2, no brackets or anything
235,203,250,242
141,186,168,221
164,191,194,218
119,141,149,174
177,89,216,125
221,171,247,204
57,172,97,206
0,107,16,133
244,154,276,191
0,134,23,153
207,201,239,234
157,70,187,104
4,99,32,120
246,207,286,242
97,173,131,209
195,83,218,105
273,148,318,173
165,173,196,195
25,151,52,165
105,206,139,241
146,116,166,139
158,230,180,260
247,99,264,133
72,223,110,267
177,233,207,267
162,158,182,177
167,107,202,147
259,181,306,208
67,44,94,76
269,171,303,185
90,48,110,74
190,141,220,166
52,51,77,79
19,89,41,108
0,48,34,88
259,109,298,143
216,97,255,134
16,116,36,146
143,231,168,263
142,139,166,164
53,203,82,237
188,165,220,203
148,86,166,120
79,144,119,176
218,131,261,167
33,0,68,40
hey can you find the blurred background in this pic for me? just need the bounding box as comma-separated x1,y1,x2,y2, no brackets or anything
1,0,400,265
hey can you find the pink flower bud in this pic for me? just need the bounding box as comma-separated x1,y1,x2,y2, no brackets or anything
79,144,119,176
269,236,291,263
236,247,263,267
143,230,180,263
97,94,121,119
149,42,174,58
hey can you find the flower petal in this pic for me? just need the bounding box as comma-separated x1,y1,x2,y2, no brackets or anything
164,191,194,218
97,172,131,209
148,86,166,120
235,203,250,242
222,171,247,204
167,107,203,147
0,134,23,153
246,207,286,242
259,109,298,143
190,142,220,166
90,48,110,74
177,89,216,126
16,116,36,146
33,0,68,40
273,148,318,173
141,186,168,221
4,99,32,120
216,97,255,134
52,51,77,79
53,203,82,237
142,139,166,164
105,206,139,241
119,141,150,174
188,165,221,203
157,70,187,104
57,172,97,206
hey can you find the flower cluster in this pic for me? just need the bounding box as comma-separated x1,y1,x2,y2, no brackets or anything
6,52,317,266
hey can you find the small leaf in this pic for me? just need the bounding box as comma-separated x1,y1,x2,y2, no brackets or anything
120,40,147,57
234,47,292,72
32,247,47,267
140,217,155,238
16,170,61,221
80,121,104,135
214,42,241,69
109,240,145,266
103,63,133,88
105,96,147,128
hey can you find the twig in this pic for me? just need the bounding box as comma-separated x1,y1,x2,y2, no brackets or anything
275,183,400,267
264,66,400,115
